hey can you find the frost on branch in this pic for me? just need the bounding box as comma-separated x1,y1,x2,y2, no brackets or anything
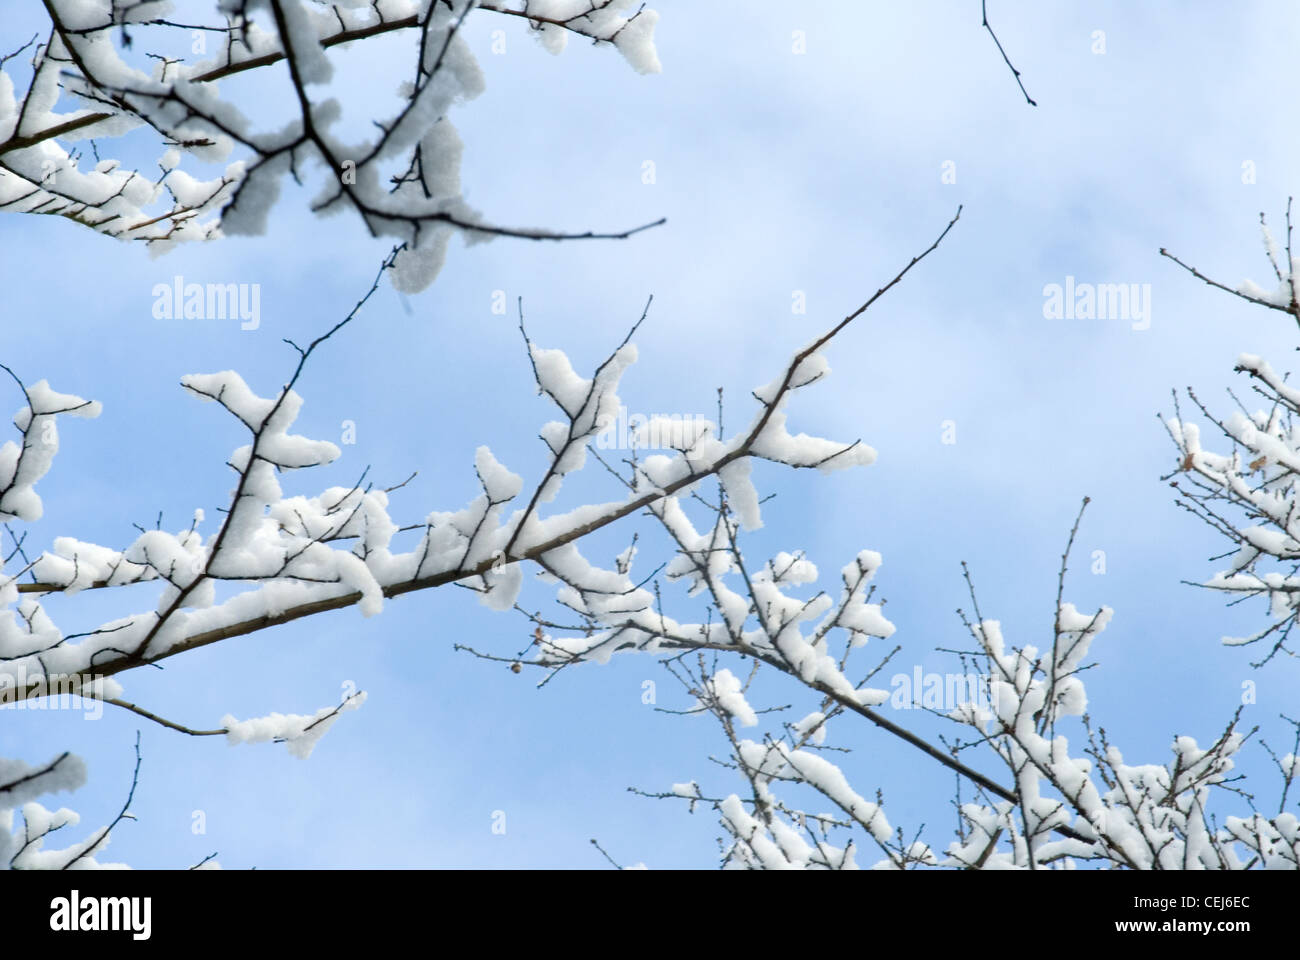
0,0,662,291
1163,201,1300,663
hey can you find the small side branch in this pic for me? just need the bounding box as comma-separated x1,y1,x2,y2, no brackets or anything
981,0,1036,106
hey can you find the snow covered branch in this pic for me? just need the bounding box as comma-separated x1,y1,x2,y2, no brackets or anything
0,204,961,744
0,732,222,869
1164,200,1300,664
515,486,1296,869
0,197,960,866
1,0,663,291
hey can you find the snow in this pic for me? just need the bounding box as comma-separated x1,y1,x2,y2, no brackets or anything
0,381,100,524
276,0,334,86
0,754,87,806
749,408,877,473
530,346,593,418
792,711,827,744
711,462,758,531
671,781,700,798
613,11,662,74
475,446,524,502
700,669,758,727
11,2,1292,875
223,692,366,759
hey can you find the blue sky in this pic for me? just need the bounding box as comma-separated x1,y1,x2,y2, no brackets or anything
3,1,1299,868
